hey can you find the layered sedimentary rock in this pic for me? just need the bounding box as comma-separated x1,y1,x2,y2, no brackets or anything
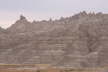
0,12,108,68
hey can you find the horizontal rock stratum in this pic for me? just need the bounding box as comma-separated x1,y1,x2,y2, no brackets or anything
0,11,108,68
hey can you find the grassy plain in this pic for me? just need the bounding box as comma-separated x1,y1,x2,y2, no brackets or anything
0,64,107,72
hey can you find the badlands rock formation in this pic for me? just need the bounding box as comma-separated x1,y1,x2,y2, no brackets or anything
0,11,108,68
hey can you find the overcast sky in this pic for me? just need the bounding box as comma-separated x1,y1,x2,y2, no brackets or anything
0,0,108,28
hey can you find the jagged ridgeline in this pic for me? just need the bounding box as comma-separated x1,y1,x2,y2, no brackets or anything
0,11,108,68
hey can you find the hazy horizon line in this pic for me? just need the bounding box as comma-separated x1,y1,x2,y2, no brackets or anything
0,11,107,29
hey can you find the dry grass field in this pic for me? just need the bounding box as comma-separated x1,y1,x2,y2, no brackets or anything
0,64,107,72
0,68,104,72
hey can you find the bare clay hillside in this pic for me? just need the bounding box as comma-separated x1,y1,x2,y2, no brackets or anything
0,11,108,68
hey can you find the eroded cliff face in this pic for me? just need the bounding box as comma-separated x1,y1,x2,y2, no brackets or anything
0,12,108,68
